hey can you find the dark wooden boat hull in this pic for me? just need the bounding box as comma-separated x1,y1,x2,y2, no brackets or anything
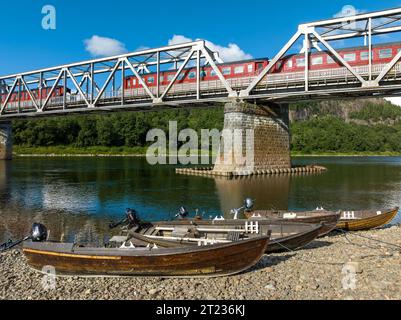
266,226,321,253
131,220,323,254
23,236,269,278
245,210,341,237
337,208,399,231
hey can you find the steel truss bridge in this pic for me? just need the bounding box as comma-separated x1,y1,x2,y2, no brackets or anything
2,7,401,120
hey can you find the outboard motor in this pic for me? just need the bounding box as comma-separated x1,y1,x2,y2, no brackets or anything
109,208,141,230
0,223,48,253
125,208,140,226
244,198,255,212
31,223,48,242
175,206,189,219
230,198,256,220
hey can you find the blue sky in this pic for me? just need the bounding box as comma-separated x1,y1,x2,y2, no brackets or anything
1,0,401,75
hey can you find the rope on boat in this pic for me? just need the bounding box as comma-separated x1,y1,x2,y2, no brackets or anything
335,229,382,251
269,227,401,266
336,228,401,251
269,239,345,266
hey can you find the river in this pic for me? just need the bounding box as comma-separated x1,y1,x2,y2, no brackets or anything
0,156,400,243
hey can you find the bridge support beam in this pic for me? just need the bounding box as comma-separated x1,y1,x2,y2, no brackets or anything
213,101,291,176
0,122,12,160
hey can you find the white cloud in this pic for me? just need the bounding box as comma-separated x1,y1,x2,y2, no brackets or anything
168,35,193,46
333,5,363,18
134,45,150,52
168,34,253,62
84,35,127,57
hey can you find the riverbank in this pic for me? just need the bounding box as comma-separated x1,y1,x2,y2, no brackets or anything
14,146,148,157
1,225,400,300
13,146,217,158
291,151,401,157
13,146,401,157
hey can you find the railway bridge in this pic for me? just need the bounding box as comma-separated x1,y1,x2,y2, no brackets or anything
2,8,401,175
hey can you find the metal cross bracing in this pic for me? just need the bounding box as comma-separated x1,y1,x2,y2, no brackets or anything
0,41,236,119
240,7,401,103
3,8,401,120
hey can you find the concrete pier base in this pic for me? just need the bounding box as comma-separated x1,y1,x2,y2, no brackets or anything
212,101,291,176
0,122,12,160
176,100,327,177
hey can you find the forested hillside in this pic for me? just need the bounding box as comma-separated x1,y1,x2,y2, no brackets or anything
12,99,401,155
290,99,401,154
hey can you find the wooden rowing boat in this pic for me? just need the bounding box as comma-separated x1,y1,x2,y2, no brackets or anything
127,220,323,253
244,210,341,237
337,207,399,231
23,235,270,278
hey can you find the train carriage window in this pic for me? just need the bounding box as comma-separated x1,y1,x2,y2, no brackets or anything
286,60,293,68
210,70,217,77
327,56,335,64
360,51,369,61
188,72,196,79
148,77,155,84
234,66,244,74
312,56,323,65
344,53,356,62
177,73,185,81
296,58,305,67
133,79,137,86
222,67,231,75
167,74,174,81
247,64,253,73
379,49,393,59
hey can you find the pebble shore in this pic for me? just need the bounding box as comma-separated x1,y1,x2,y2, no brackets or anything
1,225,400,300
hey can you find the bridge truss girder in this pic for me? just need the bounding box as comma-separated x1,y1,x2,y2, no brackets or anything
241,7,401,98
3,8,401,120
0,41,236,118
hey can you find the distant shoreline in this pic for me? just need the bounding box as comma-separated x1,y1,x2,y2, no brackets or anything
292,153,401,157
13,146,401,158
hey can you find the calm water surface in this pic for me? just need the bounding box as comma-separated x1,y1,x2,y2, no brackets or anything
0,156,400,243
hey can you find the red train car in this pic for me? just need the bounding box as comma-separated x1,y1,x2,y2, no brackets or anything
277,41,401,73
1,86,68,105
124,58,270,89
123,41,401,90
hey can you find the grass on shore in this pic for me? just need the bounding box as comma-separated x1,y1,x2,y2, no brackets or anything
12,145,401,157
291,151,401,157
13,145,217,157
14,145,148,156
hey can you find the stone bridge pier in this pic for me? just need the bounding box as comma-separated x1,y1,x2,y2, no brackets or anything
212,100,292,176
0,122,12,160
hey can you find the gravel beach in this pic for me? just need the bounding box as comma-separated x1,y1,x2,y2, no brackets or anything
1,225,400,300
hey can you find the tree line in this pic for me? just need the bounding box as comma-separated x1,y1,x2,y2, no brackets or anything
12,109,224,148
12,102,401,154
